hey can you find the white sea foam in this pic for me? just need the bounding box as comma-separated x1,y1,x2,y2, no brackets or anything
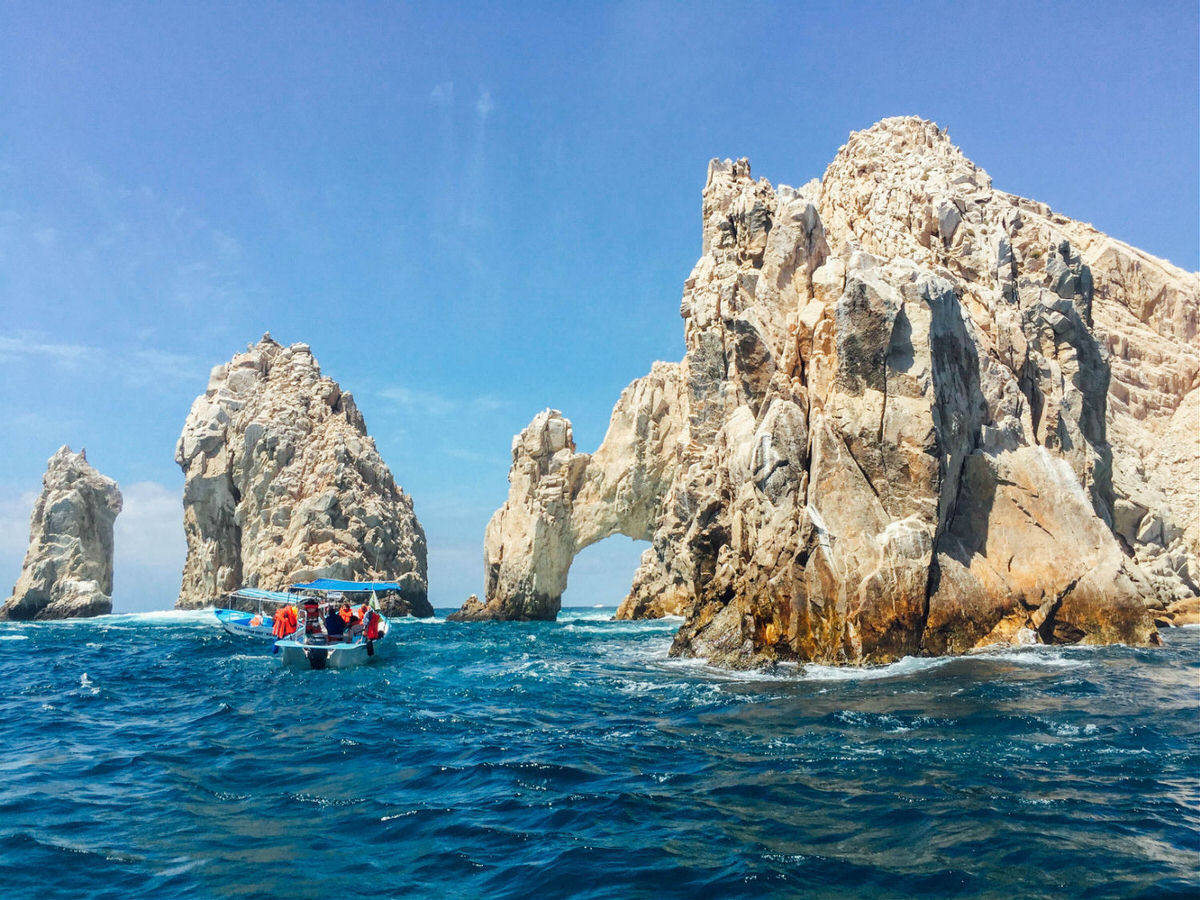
0,634,28,641
968,646,1092,669
102,608,216,626
800,655,952,682
657,656,800,684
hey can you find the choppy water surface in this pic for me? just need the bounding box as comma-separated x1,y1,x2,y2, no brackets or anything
1,608,1196,899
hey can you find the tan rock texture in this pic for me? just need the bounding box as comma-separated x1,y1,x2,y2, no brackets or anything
175,334,429,616
1,446,122,620
460,117,1196,665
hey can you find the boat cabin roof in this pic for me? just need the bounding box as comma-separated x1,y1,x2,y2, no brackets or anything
289,578,402,592
229,588,296,604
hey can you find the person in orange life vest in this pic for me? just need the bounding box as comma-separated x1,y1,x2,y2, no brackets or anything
338,602,353,625
272,605,298,638
362,606,381,640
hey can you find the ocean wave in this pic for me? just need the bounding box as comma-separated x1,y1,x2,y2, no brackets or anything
101,608,216,626
1,595,1196,900
966,646,1092,669
799,655,952,681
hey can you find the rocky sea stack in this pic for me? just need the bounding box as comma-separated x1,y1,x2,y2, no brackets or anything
0,446,122,621
459,117,1199,666
175,334,430,617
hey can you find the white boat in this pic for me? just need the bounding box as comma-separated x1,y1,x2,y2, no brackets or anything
215,588,298,639
272,579,393,670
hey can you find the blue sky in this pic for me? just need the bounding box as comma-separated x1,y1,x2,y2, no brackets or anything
1,1,1197,612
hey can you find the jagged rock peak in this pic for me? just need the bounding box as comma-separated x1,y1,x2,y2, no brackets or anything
462,116,1199,666
1,446,122,621
175,336,430,616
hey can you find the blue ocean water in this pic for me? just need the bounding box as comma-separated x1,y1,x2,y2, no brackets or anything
0,609,1196,900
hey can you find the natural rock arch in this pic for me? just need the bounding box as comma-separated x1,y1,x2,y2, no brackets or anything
450,365,683,621
453,118,1197,666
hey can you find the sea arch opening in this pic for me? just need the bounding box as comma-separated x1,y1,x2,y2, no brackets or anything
560,535,650,611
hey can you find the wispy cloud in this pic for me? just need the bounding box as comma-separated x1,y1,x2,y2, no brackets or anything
0,491,37,578
0,334,99,367
0,332,206,387
378,386,458,416
0,159,251,336
476,89,494,120
424,81,497,251
376,386,507,417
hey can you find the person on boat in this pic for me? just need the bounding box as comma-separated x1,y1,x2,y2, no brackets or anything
324,605,348,641
302,598,323,634
362,605,382,640
272,604,298,638
338,602,354,625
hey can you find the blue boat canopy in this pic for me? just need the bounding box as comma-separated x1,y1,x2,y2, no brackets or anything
290,578,401,592
228,587,296,603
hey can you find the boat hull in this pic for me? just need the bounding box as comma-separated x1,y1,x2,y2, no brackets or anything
277,637,379,669
215,608,278,639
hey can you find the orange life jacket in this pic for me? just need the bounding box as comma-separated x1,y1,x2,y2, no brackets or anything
364,608,381,640
273,605,298,637
339,608,353,624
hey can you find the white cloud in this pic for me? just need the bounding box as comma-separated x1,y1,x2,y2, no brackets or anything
112,481,186,612
114,481,186,572
378,385,458,416
475,88,494,120
0,491,37,584
376,386,508,418
126,348,208,385
430,81,454,105
0,334,99,367
0,332,205,387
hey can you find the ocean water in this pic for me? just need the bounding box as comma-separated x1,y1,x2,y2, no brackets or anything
1,608,1196,900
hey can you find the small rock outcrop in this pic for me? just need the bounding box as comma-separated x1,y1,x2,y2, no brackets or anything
1,446,122,620
460,118,1198,665
175,334,430,617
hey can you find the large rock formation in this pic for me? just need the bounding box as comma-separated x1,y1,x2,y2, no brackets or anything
1,446,122,620
460,117,1198,665
176,334,430,616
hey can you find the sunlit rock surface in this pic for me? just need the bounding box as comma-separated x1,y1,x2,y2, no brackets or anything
1,446,122,620
460,118,1196,665
175,334,430,617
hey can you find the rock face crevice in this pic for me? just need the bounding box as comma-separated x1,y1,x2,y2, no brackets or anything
1,446,122,621
459,118,1197,665
176,335,430,617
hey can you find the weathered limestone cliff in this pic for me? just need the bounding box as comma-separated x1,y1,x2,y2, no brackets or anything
176,335,430,616
460,118,1198,665
1,447,122,620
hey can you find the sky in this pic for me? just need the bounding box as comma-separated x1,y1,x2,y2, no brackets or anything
1,1,1197,613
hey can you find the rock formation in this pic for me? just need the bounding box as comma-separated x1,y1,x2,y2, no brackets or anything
1,446,122,620
176,334,430,617
460,117,1198,665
